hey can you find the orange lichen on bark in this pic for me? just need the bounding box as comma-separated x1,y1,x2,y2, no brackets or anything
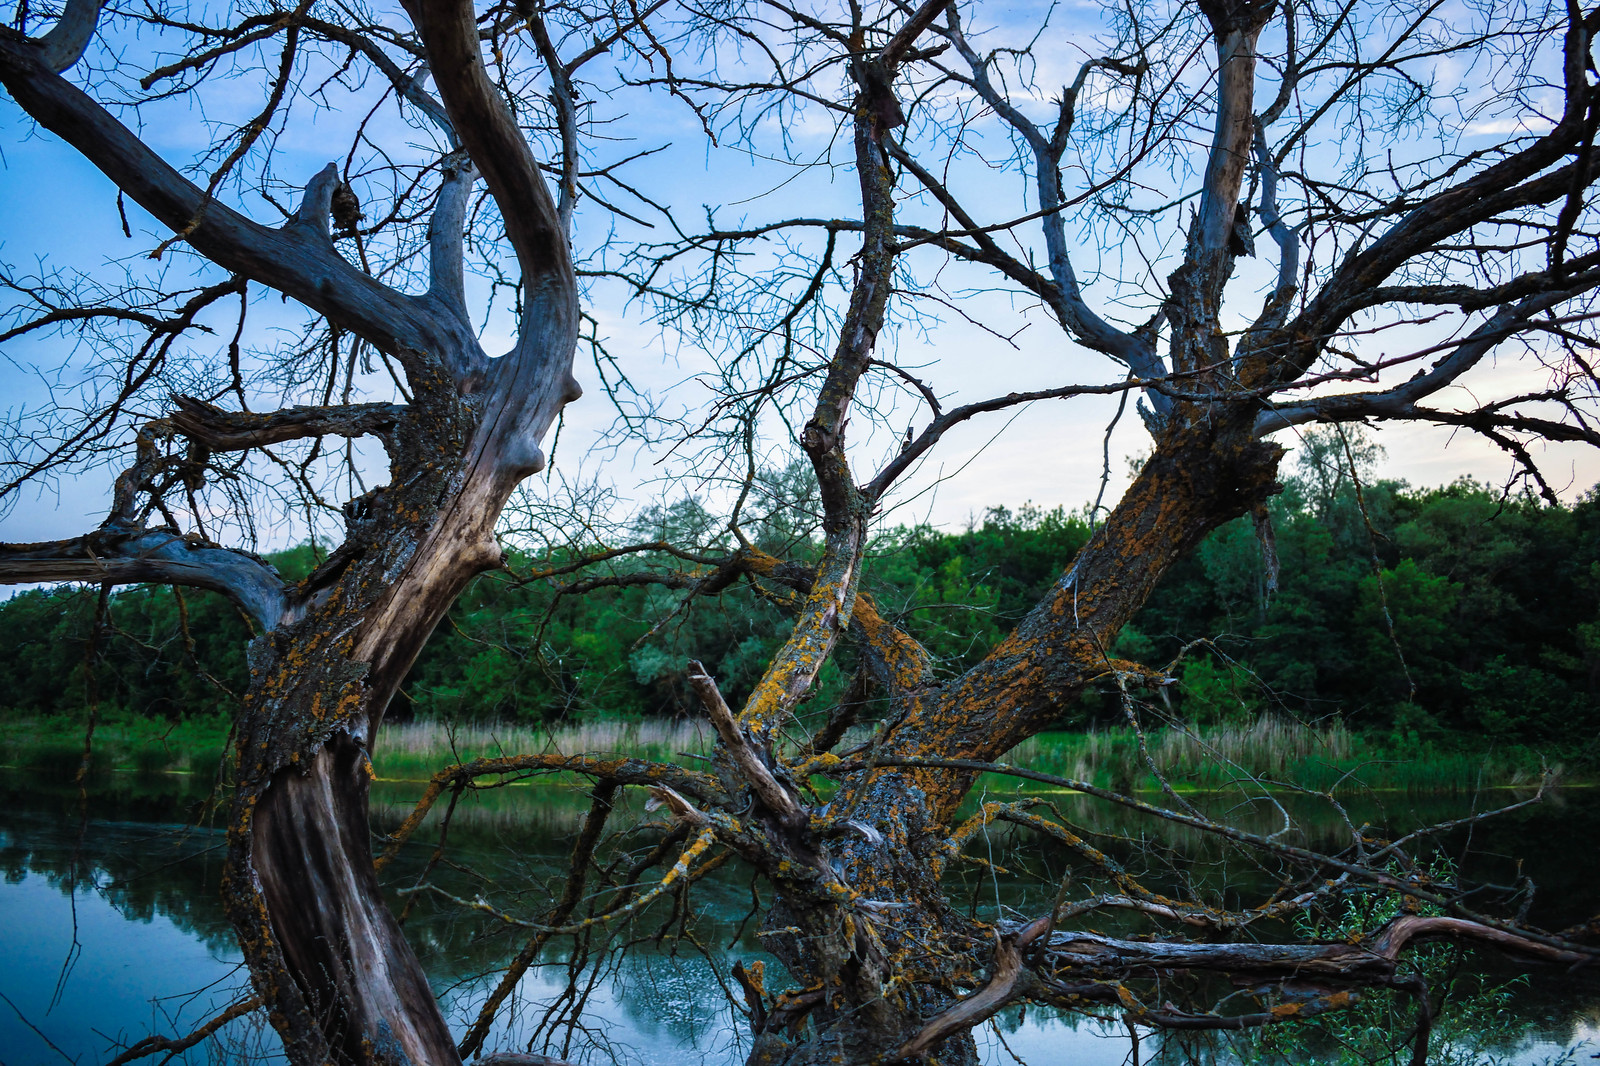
850,592,931,690
736,543,862,740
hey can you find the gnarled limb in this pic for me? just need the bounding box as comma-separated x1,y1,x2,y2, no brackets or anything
897,920,1050,1059
900,912,1588,1060
877,413,1283,808
406,0,570,288
1255,294,1600,436
427,155,476,313
0,528,285,629
733,0,935,743
0,30,485,386
162,396,407,452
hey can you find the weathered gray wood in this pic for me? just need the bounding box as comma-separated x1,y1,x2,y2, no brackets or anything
0,32,488,387
0,529,285,629
36,0,102,72
248,737,458,1065
165,397,407,452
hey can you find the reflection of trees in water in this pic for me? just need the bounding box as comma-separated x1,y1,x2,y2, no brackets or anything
388,782,1600,1063
439,939,759,1064
0,788,239,955
4,773,1598,1064
380,782,1600,953
372,777,652,840
392,820,774,1064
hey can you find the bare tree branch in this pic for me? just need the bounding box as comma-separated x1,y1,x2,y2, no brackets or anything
0,528,285,629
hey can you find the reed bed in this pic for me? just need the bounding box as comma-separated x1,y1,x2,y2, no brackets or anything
0,712,1557,796
1003,717,1544,794
376,716,717,781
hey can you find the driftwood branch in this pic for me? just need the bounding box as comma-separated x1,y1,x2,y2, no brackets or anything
905,912,1587,1057
1033,914,1591,979
163,397,406,451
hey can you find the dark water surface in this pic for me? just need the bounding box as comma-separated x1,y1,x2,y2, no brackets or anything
2,770,1597,1066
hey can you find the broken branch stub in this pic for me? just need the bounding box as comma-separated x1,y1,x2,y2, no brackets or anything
688,659,806,828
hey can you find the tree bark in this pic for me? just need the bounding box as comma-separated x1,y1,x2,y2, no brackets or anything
218,416,505,1063
249,738,458,1064
741,406,1285,1065
217,331,576,1062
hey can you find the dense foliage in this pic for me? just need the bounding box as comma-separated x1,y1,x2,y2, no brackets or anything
4,464,1597,756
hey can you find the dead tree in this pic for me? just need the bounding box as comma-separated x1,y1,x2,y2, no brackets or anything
3,0,1599,1064
0,0,611,1058
480,0,1600,1062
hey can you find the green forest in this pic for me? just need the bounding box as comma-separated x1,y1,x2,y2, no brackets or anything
3,441,1599,768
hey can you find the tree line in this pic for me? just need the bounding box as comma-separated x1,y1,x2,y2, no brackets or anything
7,459,1596,758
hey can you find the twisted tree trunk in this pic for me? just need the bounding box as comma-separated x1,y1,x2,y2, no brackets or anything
1,0,582,1058
220,431,512,1065
735,410,1285,1065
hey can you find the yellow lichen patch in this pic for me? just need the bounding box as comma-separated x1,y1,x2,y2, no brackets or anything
794,752,841,778
851,595,929,688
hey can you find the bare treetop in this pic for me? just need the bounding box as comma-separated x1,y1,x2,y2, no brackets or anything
596,0,1597,508
1,0,1597,1063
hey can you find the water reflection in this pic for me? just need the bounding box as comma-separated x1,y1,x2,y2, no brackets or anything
0,798,267,1065
1,770,1596,1066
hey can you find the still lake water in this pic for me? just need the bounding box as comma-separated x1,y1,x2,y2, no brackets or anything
2,769,1598,1066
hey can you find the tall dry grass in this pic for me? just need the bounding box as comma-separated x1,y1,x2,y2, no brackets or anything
1004,716,1536,793
376,716,716,780
0,711,1548,797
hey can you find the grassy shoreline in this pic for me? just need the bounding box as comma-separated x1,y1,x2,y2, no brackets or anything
0,712,1575,794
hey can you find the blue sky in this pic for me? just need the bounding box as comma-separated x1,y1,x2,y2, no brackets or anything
2,0,1596,554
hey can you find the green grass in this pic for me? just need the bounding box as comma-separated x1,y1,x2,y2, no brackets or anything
0,711,1568,795
0,712,231,778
